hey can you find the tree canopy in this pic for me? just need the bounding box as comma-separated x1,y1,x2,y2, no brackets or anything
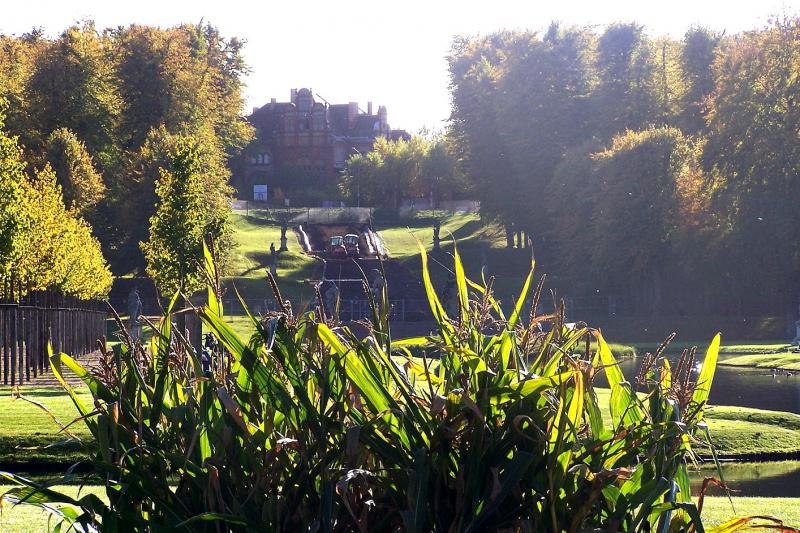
448,17,800,315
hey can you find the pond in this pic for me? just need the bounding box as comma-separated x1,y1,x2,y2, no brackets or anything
607,354,800,414
690,461,800,498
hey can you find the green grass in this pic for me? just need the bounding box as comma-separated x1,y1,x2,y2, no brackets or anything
633,340,794,356
225,211,320,305
222,210,535,310
0,387,91,467
701,497,800,527
594,390,800,457
0,484,106,532
720,352,800,371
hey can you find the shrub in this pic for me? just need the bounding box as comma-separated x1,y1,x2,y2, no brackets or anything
1,243,793,531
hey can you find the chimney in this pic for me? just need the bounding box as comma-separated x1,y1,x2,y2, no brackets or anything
367,101,373,115
252,106,259,114
270,97,276,105
348,102,358,128
290,88,297,102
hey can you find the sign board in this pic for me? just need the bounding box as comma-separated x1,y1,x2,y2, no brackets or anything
253,184,268,202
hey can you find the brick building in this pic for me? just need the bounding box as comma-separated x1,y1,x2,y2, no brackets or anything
233,88,409,202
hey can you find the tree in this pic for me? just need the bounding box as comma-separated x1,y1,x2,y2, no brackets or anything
45,128,105,213
25,22,120,169
0,104,111,299
703,17,800,311
594,23,660,136
678,27,721,133
0,103,29,283
141,131,233,295
589,127,705,313
16,166,112,298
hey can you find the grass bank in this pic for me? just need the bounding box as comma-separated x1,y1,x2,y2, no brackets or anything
719,352,800,371
594,390,800,457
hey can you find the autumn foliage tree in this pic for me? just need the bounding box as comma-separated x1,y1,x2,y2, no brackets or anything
0,105,111,300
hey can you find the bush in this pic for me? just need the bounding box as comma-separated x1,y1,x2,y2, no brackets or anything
1,244,792,531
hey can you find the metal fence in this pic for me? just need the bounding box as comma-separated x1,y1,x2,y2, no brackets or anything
221,298,430,322
0,292,106,385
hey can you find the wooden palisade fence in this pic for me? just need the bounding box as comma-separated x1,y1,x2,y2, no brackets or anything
0,284,106,386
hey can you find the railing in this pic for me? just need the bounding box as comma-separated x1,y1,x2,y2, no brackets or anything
221,298,431,323
0,292,106,385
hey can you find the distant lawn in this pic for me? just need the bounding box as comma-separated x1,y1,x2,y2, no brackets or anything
225,211,320,306
0,484,105,532
223,210,536,312
720,352,800,371
633,340,794,355
0,387,92,467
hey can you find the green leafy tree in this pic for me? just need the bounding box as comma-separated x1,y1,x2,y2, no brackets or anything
45,128,105,213
589,127,705,313
678,27,721,133
26,22,120,169
704,17,800,310
17,165,112,298
340,136,457,209
0,104,29,283
141,131,233,295
594,23,660,136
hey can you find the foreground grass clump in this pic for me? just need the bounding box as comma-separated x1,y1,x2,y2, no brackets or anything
1,245,796,531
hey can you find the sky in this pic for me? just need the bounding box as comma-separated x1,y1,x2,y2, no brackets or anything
2,0,797,132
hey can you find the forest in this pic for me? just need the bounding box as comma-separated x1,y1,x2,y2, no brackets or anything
447,19,800,317
0,21,252,292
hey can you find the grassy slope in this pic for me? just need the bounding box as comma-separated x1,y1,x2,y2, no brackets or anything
225,210,320,306
701,497,800,528
0,488,795,531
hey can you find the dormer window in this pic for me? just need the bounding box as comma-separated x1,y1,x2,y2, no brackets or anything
253,152,270,165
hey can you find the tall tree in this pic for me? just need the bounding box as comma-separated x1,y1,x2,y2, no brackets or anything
141,130,233,295
594,23,660,136
589,127,705,313
25,22,120,169
704,17,800,310
678,27,721,133
45,128,105,213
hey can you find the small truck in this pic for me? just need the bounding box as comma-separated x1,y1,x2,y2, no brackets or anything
325,235,347,259
343,234,360,257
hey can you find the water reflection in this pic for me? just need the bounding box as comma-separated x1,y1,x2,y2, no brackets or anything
596,354,800,415
690,461,800,498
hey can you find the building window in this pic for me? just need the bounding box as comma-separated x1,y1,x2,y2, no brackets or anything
253,153,270,165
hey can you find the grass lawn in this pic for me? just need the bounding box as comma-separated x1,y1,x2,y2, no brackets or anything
0,387,92,467
0,484,105,532
633,341,794,356
701,497,800,527
700,406,800,456
0,487,795,530
719,352,800,371
225,211,320,306
594,390,800,456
